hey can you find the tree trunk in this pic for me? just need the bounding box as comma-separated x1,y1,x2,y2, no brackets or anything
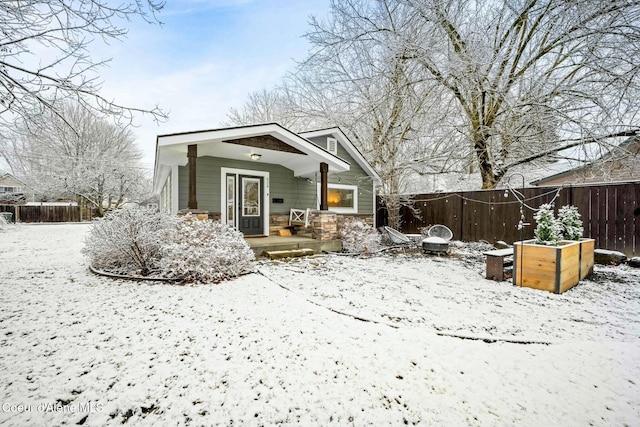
474,133,503,189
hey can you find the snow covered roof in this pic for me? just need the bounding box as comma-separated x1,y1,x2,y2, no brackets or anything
154,123,351,192
299,127,382,185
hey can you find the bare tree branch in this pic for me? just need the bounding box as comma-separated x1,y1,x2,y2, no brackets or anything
0,0,168,136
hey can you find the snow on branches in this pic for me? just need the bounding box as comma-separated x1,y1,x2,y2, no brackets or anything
558,205,584,242
339,219,381,253
83,209,255,283
161,215,255,284
82,207,172,276
0,213,8,231
534,204,584,246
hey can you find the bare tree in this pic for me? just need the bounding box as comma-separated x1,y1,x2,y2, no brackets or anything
4,102,149,215
224,88,316,130
285,0,439,227
0,0,167,135
404,0,640,188
225,0,640,231
287,0,640,194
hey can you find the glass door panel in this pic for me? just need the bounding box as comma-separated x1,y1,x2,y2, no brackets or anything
242,177,260,217
226,174,236,225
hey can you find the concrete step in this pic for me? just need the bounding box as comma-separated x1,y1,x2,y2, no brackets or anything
264,248,315,260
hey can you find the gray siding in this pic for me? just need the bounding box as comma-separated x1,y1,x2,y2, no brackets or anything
178,143,375,215
307,135,375,214
179,157,316,214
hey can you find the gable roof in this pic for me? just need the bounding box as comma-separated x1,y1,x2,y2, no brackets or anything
299,127,382,185
0,173,28,187
532,136,640,186
154,123,351,191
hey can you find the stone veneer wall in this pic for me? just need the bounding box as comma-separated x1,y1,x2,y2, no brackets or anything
178,210,374,239
310,211,338,241
269,211,375,238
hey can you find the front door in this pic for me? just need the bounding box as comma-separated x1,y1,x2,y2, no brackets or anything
238,175,263,236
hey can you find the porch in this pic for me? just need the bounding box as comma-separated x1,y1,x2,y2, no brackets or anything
245,234,342,258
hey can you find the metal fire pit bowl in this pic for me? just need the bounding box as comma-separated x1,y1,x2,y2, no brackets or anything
422,225,453,255
422,236,449,254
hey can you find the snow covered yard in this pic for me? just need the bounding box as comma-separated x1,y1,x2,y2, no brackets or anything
0,224,639,426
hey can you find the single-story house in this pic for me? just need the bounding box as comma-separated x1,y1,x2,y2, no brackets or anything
153,123,381,238
532,136,640,186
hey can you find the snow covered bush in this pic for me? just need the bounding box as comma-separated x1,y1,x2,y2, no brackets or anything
534,203,562,246
84,210,255,283
0,214,7,231
339,219,381,253
83,207,173,276
161,215,255,283
558,205,584,241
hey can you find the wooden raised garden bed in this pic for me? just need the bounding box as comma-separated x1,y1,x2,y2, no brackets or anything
513,239,595,294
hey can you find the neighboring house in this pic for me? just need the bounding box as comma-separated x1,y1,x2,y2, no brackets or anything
153,123,381,236
0,173,34,204
123,196,159,210
140,195,159,210
24,201,78,206
532,136,640,186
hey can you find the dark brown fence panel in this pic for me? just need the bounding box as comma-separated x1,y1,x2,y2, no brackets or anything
461,191,492,243
399,193,463,236
622,184,635,256
0,205,82,223
20,206,40,222
617,183,635,256
379,182,639,257
636,183,640,256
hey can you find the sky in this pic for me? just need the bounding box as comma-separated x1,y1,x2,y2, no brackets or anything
95,0,331,174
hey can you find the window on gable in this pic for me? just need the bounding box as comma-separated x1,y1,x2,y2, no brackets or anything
0,186,19,193
327,137,338,155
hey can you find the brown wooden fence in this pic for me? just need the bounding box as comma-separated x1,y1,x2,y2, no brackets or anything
0,204,89,223
377,182,640,257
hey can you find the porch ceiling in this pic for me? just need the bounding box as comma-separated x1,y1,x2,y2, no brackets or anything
156,124,349,178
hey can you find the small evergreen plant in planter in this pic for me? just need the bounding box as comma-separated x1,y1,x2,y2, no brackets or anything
514,204,594,294
534,203,562,245
558,205,584,241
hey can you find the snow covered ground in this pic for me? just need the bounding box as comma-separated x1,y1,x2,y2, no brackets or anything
0,223,639,426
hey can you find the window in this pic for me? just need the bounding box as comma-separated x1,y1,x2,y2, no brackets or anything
161,174,171,214
327,137,338,155
226,175,235,223
318,183,358,213
0,186,20,193
242,177,260,216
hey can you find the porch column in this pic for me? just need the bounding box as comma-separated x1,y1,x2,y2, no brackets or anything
188,144,197,210
320,162,329,210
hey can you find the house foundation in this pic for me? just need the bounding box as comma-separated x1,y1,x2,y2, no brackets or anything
176,210,373,243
